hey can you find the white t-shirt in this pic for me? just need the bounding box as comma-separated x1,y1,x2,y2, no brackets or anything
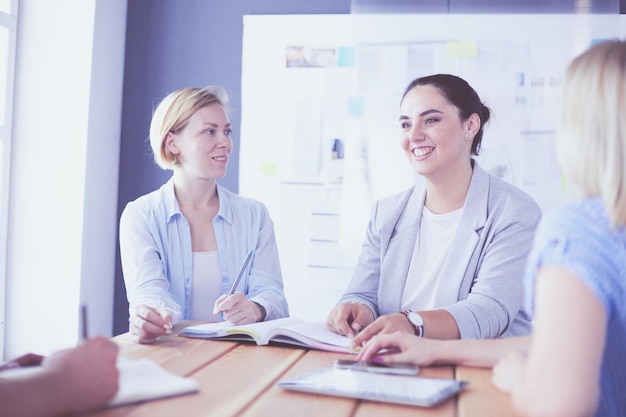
189,250,223,321
401,206,463,311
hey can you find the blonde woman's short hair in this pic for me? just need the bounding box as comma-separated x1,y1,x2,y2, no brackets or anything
558,39,626,226
149,85,230,170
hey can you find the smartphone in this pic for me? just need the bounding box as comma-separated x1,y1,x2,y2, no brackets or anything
333,359,419,375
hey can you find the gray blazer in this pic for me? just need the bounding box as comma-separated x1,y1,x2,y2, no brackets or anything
338,162,541,338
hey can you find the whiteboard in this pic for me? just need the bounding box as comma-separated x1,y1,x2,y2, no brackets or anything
240,14,623,321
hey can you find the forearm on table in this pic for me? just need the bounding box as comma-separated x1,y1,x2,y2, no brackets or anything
249,288,288,320
338,294,379,317
245,245,287,320
130,292,182,324
433,336,531,368
0,372,66,417
444,294,524,339
420,309,461,339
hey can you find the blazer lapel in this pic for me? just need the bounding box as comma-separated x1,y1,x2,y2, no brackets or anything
379,186,425,313
435,164,489,305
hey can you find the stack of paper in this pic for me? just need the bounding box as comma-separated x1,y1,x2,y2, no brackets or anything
110,357,199,406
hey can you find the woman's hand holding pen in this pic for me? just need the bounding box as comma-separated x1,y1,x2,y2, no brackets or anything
129,305,173,344
213,292,265,324
213,250,262,324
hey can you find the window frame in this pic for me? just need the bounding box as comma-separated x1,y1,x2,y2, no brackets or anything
0,0,18,360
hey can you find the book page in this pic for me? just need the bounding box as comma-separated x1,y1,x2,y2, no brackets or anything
180,317,304,342
225,317,304,342
278,321,353,348
180,318,352,351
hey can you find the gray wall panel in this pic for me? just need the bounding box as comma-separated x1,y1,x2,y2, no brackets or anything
352,0,619,13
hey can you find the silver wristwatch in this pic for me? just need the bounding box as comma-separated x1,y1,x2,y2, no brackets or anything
401,310,424,337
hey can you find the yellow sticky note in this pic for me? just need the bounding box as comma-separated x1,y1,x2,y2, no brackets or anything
447,41,478,58
259,161,277,177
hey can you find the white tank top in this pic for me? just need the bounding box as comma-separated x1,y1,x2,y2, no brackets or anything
401,206,463,311
189,250,223,321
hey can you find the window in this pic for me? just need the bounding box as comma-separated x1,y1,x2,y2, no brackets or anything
0,0,17,360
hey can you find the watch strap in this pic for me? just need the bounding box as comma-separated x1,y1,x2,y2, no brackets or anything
401,310,424,337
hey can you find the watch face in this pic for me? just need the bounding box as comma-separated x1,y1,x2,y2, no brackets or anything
408,311,424,326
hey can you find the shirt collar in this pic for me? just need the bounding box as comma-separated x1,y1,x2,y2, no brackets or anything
162,177,234,225
215,184,233,224
162,177,181,223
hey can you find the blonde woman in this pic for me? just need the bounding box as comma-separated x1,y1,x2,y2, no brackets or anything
356,40,626,417
120,86,288,344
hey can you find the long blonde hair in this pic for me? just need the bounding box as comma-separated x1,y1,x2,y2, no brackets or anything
557,40,626,226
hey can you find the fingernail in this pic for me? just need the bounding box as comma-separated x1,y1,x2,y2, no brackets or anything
372,356,383,363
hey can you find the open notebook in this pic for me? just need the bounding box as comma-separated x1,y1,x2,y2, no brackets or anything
179,317,356,353
0,356,199,407
279,367,467,407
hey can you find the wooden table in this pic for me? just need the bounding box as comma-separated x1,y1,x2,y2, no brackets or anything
85,323,518,417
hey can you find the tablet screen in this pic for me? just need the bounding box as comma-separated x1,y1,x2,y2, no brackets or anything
278,367,467,407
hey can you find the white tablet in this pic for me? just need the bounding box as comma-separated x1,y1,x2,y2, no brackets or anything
278,367,467,407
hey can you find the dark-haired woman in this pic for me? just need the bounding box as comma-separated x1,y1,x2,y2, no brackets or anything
327,74,541,343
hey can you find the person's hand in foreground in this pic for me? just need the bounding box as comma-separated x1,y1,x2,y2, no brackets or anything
351,313,414,347
0,337,119,417
0,353,44,371
491,351,527,393
355,331,439,366
44,337,120,413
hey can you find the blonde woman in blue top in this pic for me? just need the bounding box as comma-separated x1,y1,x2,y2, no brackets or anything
120,86,289,344
356,40,626,417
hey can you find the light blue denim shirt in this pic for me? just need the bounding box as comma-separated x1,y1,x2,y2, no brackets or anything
119,178,289,324
524,197,626,417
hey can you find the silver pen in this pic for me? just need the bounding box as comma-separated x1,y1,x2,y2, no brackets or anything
227,250,254,295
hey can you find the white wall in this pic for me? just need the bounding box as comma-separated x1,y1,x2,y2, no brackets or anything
4,0,126,358
241,14,623,322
